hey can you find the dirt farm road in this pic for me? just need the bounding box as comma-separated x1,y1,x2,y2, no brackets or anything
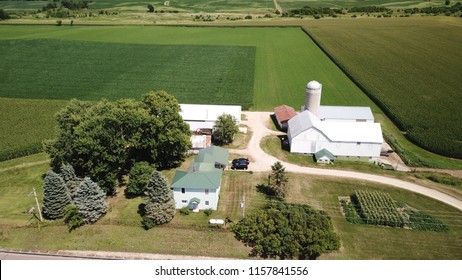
230,112,462,212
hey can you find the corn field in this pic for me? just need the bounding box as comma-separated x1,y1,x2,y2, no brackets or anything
353,190,406,227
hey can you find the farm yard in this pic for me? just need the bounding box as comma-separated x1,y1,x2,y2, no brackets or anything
1,1,462,261
0,155,461,259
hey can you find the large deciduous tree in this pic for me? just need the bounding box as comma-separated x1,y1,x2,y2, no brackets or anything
126,161,153,197
73,177,108,223
232,201,340,259
44,91,191,194
212,113,239,145
142,170,176,229
42,171,72,220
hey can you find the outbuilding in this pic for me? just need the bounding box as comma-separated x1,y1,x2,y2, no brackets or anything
274,105,297,130
180,104,241,132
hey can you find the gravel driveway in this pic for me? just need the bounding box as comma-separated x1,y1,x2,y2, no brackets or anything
230,111,462,211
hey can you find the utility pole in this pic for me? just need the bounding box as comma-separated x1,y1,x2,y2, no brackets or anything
241,192,245,218
31,188,43,222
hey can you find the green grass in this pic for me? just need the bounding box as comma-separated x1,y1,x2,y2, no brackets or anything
0,154,461,259
303,17,462,160
286,175,462,259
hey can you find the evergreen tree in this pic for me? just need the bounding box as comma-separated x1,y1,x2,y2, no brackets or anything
60,163,81,198
269,161,288,198
60,163,77,182
42,171,72,220
142,171,175,228
73,177,108,223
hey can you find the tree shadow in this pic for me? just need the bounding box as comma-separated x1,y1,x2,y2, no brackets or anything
137,203,146,217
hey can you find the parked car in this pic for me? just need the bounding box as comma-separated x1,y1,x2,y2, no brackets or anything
231,158,249,170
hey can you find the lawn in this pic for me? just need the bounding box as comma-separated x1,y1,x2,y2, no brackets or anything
303,17,462,160
1,155,461,259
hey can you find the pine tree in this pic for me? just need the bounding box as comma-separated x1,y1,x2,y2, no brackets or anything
60,163,81,198
73,177,108,223
42,171,72,220
142,171,175,228
269,161,288,198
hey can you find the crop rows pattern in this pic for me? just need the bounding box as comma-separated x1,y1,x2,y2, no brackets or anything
353,190,405,227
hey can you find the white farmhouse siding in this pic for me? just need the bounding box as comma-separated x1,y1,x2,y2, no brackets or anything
171,146,229,211
180,104,241,131
171,164,222,211
288,111,383,159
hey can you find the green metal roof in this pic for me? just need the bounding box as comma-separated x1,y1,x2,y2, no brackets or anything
195,146,229,166
171,169,223,190
187,162,216,172
314,148,335,161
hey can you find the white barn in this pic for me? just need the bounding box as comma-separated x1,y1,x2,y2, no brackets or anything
287,80,383,160
180,104,241,132
288,110,383,159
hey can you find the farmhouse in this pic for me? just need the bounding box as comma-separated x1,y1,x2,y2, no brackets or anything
287,81,383,160
171,146,229,211
180,104,241,132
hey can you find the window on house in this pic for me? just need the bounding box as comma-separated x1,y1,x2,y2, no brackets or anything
205,201,209,206
181,200,188,204
205,188,209,195
181,188,185,194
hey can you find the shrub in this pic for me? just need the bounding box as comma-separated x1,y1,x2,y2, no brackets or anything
64,206,85,232
179,207,190,215
245,15,252,19
204,209,213,216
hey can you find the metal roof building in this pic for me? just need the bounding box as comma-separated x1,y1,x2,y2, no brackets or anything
179,104,241,131
274,105,297,130
318,106,374,123
171,145,229,211
288,110,383,159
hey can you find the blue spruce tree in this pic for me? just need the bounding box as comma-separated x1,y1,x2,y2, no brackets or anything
42,171,71,220
73,177,108,223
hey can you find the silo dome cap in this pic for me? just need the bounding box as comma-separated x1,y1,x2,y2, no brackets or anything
307,80,321,90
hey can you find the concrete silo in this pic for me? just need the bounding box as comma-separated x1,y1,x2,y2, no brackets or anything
304,80,322,116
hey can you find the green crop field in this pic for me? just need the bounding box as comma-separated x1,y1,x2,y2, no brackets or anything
0,25,366,161
304,17,462,160
0,39,256,105
277,0,437,9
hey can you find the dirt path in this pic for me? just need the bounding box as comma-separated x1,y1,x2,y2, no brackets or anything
273,0,283,14
0,160,49,173
233,112,462,211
